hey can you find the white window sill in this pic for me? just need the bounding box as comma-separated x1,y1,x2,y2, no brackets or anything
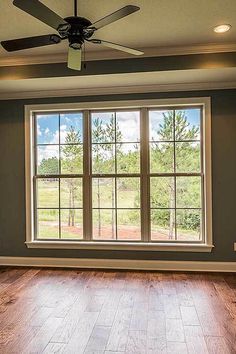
25,241,214,252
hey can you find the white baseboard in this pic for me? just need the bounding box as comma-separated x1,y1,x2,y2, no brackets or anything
0,257,235,272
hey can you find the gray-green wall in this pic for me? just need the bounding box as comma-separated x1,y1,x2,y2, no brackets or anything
0,89,236,261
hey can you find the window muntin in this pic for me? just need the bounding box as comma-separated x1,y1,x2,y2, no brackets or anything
33,105,205,244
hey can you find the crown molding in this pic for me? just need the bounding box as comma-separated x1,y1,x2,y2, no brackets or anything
1,81,236,100
1,42,236,67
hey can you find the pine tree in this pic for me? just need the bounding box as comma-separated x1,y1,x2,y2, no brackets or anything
152,111,199,239
92,114,122,238
61,126,82,226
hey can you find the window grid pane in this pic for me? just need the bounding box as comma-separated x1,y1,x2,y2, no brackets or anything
92,177,141,241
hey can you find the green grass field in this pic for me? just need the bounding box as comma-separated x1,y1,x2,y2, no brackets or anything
37,179,200,241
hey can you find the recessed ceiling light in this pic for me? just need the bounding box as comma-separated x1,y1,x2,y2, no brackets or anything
214,24,232,33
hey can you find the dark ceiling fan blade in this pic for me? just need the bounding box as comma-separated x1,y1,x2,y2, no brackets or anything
87,5,140,30
68,47,82,71
89,39,144,56
13,0,69,31
1,34,61,52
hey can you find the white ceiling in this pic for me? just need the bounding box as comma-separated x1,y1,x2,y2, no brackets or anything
1,0,236,60
1,68,236,99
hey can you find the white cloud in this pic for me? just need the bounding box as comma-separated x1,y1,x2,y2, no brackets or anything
62,116,71,122
51,130,59,144
38,145,58,164
60,125,69,143
117,112,140,142
37,123,42,136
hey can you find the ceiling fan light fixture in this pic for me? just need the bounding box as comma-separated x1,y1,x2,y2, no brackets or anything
69,42,82,49
57,23,71,36
2,1,143,71
214,24,232,33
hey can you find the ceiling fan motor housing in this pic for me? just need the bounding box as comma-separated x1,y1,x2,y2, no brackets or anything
63,16,93,49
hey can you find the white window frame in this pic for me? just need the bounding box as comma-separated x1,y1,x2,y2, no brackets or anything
25,97,213,252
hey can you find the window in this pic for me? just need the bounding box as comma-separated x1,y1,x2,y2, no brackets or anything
35,113,84,240
91,111,141,241
149,108,202,242
25,98,212,251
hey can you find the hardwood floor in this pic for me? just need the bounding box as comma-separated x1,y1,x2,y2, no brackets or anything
0,267,235,353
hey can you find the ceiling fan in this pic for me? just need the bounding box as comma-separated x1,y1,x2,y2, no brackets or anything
1,0,143,70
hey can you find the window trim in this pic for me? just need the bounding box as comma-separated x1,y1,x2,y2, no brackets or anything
25,97,213,252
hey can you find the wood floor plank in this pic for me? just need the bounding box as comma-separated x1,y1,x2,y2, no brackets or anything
203,297,236,354
29,306,55,327
84,325,111,353
130,283,149,331
184,325,209,354
4,326,40,354
166,319,185,342
180,305,200,326
85,293,106,313
212,278,236,319
173,273,194,307
148,288,164,312
148,273,164,295
105,290,135,352
43,342,67,353
1,268,28,284
167,341,188,354
51,294,92,344
0,268,235,354
52,271,91,318
96,289,122,327
205,336,231,354
125,330,147,353
0,269,40,308
62,311,99,353
0,268,27,286
147,311,167,353
188,281,222,336
162,294,181,319
159,273,177,295
0,296,37,332
224,274,236,290
24,317,63,353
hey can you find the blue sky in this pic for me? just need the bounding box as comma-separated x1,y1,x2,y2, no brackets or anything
176,108,201,127
36,109,200,162
150,108,201,141
37,113,83,145
91,111,140,143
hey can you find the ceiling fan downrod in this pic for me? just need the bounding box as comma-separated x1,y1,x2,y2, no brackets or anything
74,0,77,17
